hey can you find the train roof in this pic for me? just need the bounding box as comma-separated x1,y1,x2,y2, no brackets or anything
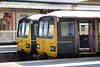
27,14,45,20
46,11,100,18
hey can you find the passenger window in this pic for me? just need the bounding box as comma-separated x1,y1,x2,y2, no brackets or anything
61,22,74,36
25,22,29,37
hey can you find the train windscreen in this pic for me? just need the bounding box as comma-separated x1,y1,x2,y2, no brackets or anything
17,19,29,38
38,18,55,38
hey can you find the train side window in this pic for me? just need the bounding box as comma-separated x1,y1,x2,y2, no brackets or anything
61,22,74,36
24,22,29,37
34,24,38,36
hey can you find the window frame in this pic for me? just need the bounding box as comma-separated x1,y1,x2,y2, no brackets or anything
17,19,29,38
98,22,100,39
60,21,74,37
38,17,55,39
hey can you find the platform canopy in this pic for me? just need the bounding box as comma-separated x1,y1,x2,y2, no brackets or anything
0,1,72,10
1,0,100,10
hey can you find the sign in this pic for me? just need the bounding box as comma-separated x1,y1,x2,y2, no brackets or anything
0,12,3,18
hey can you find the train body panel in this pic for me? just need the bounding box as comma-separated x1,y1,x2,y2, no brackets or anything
17,19,32,53
37,11,100,57
17,18,38,54
37,16,57,57
57,18,76,56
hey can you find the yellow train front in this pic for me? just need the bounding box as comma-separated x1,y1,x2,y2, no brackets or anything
17,15,38,59
37,11,100,58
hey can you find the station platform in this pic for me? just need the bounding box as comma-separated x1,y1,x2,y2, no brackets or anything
0,56,100,67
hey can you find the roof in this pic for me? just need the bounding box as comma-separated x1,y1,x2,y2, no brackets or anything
78,0,100,4
0,2,72,10
1,1,100,10
1,0,100,5
46,11,100,18
27,14,45,20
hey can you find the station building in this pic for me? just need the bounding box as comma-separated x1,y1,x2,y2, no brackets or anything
0,0,100,43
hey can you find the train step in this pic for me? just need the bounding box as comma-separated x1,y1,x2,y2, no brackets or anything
78,52,96,55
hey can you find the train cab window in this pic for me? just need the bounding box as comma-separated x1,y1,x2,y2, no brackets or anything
18,20,29,38
39,21,44,36
18,23,22,36
22,22,25,36
38,19,54,38
24,22,29,37
44,21,49,36
48,21,54,37
61,22,74,36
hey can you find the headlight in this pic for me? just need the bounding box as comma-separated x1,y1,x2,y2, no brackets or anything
51,46,55,52
26,44,30,48
37,44,40,49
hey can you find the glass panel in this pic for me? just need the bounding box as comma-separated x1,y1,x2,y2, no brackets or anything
48,21,54,36
61,22,74,36
39,21,44,36
22,22,25,36
18,23,22,36
79,23,88,35
25,22,29,36
81,25,85,31
34,24,38,36
99,23,100,36
38,18,55,38
43,21,48,36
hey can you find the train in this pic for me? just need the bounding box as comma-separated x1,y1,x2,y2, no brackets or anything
17,14,44,59
36,11,100,58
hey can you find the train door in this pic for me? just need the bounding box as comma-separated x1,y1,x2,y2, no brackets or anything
78,20,95,53
57,19,76,56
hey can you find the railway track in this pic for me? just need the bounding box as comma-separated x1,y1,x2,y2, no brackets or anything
0,45,99,62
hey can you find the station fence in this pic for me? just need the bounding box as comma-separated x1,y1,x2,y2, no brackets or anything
0,30,17,43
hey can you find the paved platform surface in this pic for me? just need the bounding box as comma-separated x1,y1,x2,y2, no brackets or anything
0,56,100,67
